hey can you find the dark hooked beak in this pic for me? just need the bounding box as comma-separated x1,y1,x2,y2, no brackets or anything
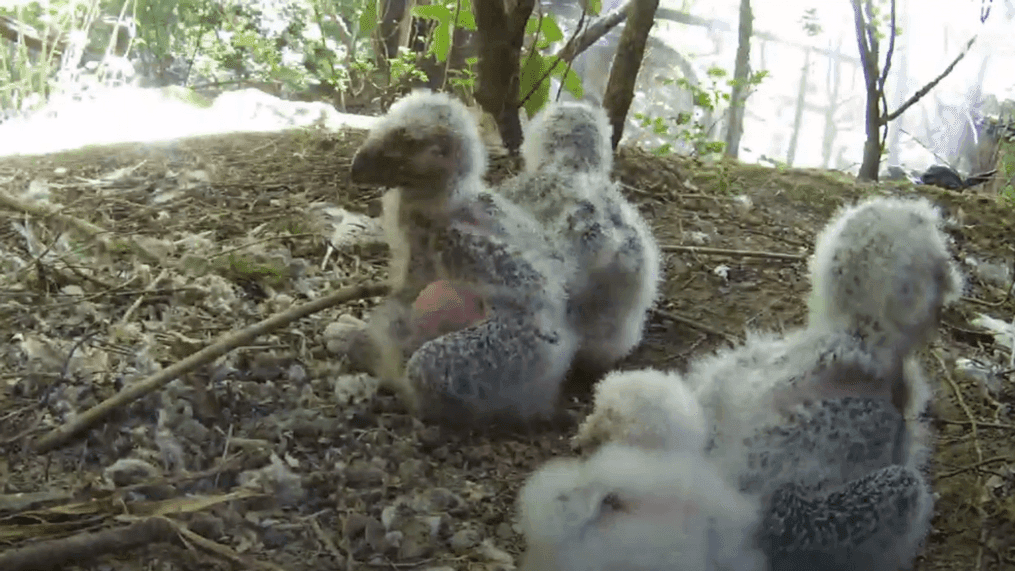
350,149,378,184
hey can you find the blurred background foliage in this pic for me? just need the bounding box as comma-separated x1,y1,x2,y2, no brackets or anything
0,0,586,113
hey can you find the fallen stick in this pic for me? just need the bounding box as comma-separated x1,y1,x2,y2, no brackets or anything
660,244,806,261
0,517,176,571
0,187,162,264
34,282,389,452
651,307,738,344
0,516,291,571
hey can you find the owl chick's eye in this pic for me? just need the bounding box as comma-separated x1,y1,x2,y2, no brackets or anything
601,492,627,513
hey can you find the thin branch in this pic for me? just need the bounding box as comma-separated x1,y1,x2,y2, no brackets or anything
520,7,587,108
936,348,983,470
440,0,464,92
933,347,987,570
651,307,738,344
883,36,977,124
938,455,1012,479
519,4,547,103
659,244,806,261
878,0,896,88
34,282,389,452
553,8,580,102
518,2,629,107
863,0,878,62
0,187,161,264
0,517,177,571
850,0,874,87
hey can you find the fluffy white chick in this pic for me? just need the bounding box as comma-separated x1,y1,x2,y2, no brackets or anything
572,367,708,453
350,90,578,425
518,443,766,571
501,101,662,372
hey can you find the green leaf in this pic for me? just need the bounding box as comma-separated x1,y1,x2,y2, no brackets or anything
704,141,727,154
456,9,476,29
413,4,451,22
414,5,453,62
359,1,379,36
232,31,259,48
585,0,602,16
649,117,667,135
520,53,551,118
539,16,564,44
526,16,540,35
547,57,583,99
451,0,476,29
435,24,452,61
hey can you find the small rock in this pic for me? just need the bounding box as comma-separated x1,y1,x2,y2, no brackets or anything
477,539,515,568
343,513,381,540
421,514,450,538
262,526,293,549
349,408,377,429
415,487,465,514
237,454,305,507
495,522,514,540
390,513,442,560
103,458,161,487
287,362,307,383
366,523,390,552
344,460,385,488
381,499,415,530
398,535,434,560
345,513,387,555
334,373,380,405
449,527,481,553
398,458,424,481
187,512,225,540
324,315,368,356
384,530,404,551
417,426,443,450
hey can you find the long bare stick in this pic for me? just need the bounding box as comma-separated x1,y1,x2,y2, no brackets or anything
883,36,976,124
0,187,161,264
34,282,389,452
0,517,176,571
660,244,806,261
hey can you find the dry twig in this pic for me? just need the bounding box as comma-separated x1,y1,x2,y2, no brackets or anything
938,455,1012,479
660,244,807,261
0,188,161,264
0,516,177,571
34,282,389,452
652,307,738,344
934,348,987,570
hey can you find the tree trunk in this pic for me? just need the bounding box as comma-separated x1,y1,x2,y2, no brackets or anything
601,0,660,149
472,0,535,153
374,0,414,74
851,0,882,181
820,40,843,168
723,0,752,159
786,48,811,166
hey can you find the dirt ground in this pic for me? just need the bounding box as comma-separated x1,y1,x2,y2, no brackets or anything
0,126,1014,570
